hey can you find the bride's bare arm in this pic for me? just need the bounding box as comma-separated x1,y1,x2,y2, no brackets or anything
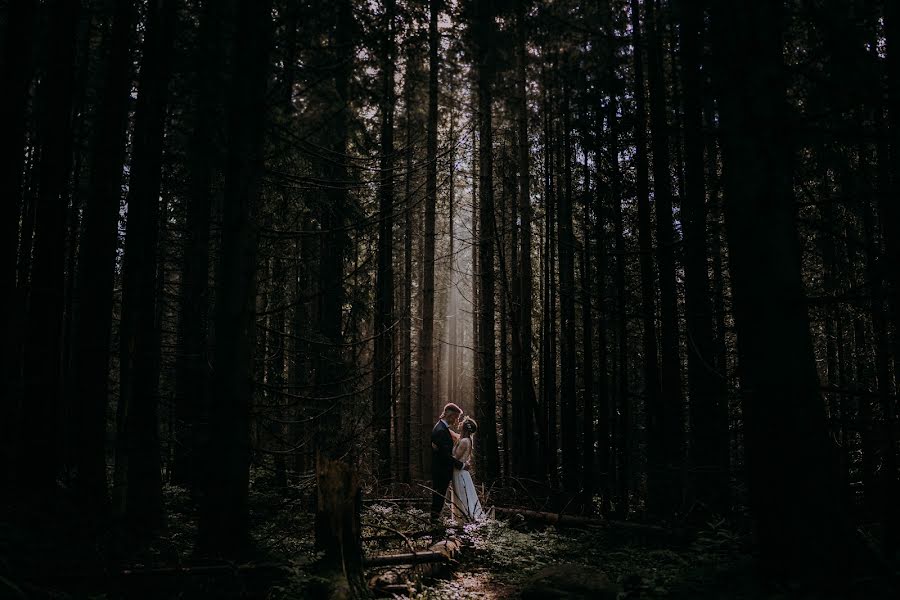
449,429,461,443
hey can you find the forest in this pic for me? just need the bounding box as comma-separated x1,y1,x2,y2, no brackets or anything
1,0,899,598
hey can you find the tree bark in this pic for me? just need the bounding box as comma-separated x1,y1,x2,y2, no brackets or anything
513,0,539,478
69,0,136,517
677,0,728,514
645,0,684,515
712,0,850,581
558,79,579,498
400,37,417,481
629,0,662,515
541,65,559,489
115,0,177,536
880,0,900,556
172,0,225,492
474,0,500,480
315,0,353,453
315,453,367,597
19,0,81,498
581,155,598,514
0,0,36,485
373,0,396,481
418,0,439,481
197,0,272,558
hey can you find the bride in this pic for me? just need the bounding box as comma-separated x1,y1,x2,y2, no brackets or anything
449,417,486,523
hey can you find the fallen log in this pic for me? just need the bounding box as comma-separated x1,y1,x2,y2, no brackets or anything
367,539,462,595
493,506,605,527
493,507,692,540
363,497,430,504
365,538,461,568
364,550,450,568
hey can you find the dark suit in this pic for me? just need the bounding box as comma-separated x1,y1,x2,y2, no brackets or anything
430,419,464,519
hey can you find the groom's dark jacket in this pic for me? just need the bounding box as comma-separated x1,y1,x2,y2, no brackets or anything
431,420,465,477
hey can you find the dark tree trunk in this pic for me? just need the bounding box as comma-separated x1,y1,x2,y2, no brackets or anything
19,0,81,498
447,78,458,412
268,253,287,490
872,121,900,552
0,0,36,485
400,46,415,481
590,115,611,517
69,0,136,517
513,0,539,478
115,0,177,536
418,0,439,480
474,0,500,480
703,91,730,472
630,0,662,514
373,0,396,481
558,80,579,498
541,68,559,489
608,93,629,517
885,0,900,411
197,0,272,558
712,0,850,581
499,149,511,478
581,155,598,515
678,0,728,514
880,0,900,556
172,0,225,492
314,453,366,596
315,0,353,452
645,0,684,515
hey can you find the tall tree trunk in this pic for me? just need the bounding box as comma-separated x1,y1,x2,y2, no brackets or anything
871,120,900,553
447,80,458,411
0,0,36,485
558,79,579,498
197,0,272,558
541,67,559,488
172,0,224,492
269,253,287,490
19,0,81,498
609,93,629,517
513,0,538,478
499,148,511,478
70,0,136,517
630,0,662,513
315,0,353,452
645,0,684,515
678,0,728,514
880,0,900,556
581,154,598,514
589,115,611,516
703,90,730,472
884,0,900,410
291,215,315,476
418,0,439,480
400,48,415,482
474,0,500,480
712,0,850,581
373,0,396,481
115,0,177,536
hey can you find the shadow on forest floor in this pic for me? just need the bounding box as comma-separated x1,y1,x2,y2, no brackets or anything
2,474,898,599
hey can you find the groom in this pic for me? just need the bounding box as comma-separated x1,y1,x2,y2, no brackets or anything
430,402,467,522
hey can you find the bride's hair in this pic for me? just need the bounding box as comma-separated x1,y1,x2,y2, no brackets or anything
461,416,478,436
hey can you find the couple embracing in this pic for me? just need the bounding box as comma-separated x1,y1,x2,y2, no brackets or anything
430,402,486,524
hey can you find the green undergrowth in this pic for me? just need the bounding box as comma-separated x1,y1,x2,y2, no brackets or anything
407,516,754,599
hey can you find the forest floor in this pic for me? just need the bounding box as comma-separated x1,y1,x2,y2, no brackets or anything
3,471,898,598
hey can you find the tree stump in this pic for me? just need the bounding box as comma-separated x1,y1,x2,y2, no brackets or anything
314,452,367,599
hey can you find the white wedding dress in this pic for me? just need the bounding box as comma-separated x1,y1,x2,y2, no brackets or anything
450,437,485,523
